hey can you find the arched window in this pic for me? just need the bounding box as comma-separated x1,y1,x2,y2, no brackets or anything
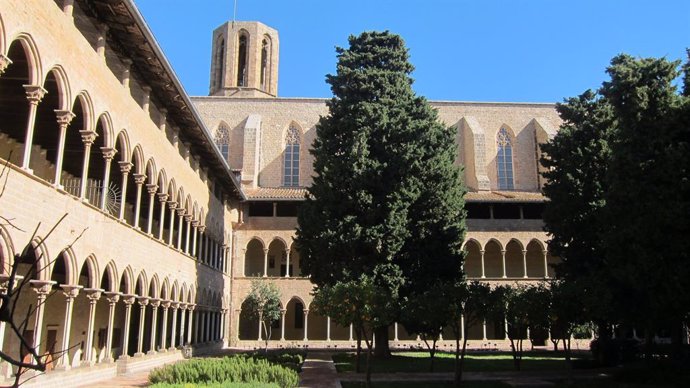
215,123,230,162
237,33,248,87
215,38,225,89
496,127,514,190
283,125,300,187
260,38,269,91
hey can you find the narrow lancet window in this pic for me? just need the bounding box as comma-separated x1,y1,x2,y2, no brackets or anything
215,38,225,89
237,33,248,87
283,125,300,187
496,127,515,190
260,38,269,91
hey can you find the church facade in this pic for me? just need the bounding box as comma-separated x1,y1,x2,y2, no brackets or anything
0,0,566,385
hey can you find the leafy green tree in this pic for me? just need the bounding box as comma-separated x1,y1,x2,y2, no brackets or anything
399,281,453,372
245,280,282,352
542,52,690,355
296,30,465,357
311,264,402,388
547,279,586,364
487,285,532,371
601,54,690,350
446,281,491,387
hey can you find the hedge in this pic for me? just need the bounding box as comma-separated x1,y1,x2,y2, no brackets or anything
149,356,298,388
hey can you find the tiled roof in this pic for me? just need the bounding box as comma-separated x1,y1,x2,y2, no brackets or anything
243,187,545,202
465,191,546,202
243,187,308,200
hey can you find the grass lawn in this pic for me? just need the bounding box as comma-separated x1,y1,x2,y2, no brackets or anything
341,382,510,388
333,351,581,373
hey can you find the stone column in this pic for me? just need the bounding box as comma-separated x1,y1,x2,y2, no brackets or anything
257,310,263,341
82,289,103,365
284,249,291,278
501,249,507,278
460,314,465,339
326,316,331,341
263,248,269,277
176,208,186,250
99,147,117,210
62,0,75,17
170,302,179,350
159,301,170,351
157,193,168,240
482,319,488,341
504,318,509,340
191,221,199,257
121,58,132,89
480,250,486,279
522,249,528,278
120,295,136,359
103,292,120,362
52,110,75,188
278,309,286,341
543,250,549,278
303,309,309,341
158,108,167,133
148,299,161,354
135,297,149,357
132,173,147,229
57,285,81,368
118,162,133,219
187,305,195,345
197,226,206,262
179,304,187,346
96,24,108,58
29,280,54,359
146,184,158,235
167,201,178,246
349,324,354,341
21,85,47,170
141,85,151,113
78,130,98,201
394,322,399,341
184,215,192,254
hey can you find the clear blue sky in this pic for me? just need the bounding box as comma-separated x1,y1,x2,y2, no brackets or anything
135,0,689,103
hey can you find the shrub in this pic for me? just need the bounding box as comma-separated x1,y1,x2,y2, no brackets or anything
590,338,640,366
149,356,299,388
151,383,280,388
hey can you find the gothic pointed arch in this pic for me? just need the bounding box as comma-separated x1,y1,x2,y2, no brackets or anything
236,30,249,87
260,35,271,91
283,122,302,187
496,126,515,190
215,121,230,162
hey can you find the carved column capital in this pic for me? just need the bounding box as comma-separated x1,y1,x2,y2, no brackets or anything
30,280,56,295
149,298,161,308
198,225,206,233
133,173,147,185
79,130,98,145
167,200,178,210
161,300,172,309
176,207,186,217
171,302,180,309
23,85,47,105
146,183,159,195
184,214,193,223
137,296,150,306
157,193,169,203
0,53,12,75
119,161,133,174
105,291,121,304
84,288,104,302
54,110,76,127
121,294,137,305
101,147,117,161
191,220,200,228
61,284,82,299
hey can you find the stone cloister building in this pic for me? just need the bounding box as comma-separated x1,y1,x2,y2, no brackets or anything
0,0,569,385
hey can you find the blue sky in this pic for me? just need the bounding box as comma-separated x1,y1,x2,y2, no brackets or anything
135,0,690,103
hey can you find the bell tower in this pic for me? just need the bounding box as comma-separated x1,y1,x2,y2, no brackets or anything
209,21,279,97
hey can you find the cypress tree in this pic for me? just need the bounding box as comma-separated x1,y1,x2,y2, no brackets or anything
296,31,466,357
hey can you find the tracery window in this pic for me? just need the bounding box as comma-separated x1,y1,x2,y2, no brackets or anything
283,125,300,187
215,123,230,162
496,127,514,190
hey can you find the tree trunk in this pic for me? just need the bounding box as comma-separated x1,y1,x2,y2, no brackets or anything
429,339,437,372
356,328,362,373
364,335,373,388
373,326,391,358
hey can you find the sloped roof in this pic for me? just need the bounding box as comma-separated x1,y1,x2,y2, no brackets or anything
243,187,545,202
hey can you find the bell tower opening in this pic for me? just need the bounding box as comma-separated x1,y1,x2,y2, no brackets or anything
208,21,279,98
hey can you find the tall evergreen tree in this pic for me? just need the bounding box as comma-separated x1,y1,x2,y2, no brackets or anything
296,31,466,357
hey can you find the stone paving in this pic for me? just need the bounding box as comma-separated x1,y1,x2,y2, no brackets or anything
75,371,150,388
299,352,342,388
